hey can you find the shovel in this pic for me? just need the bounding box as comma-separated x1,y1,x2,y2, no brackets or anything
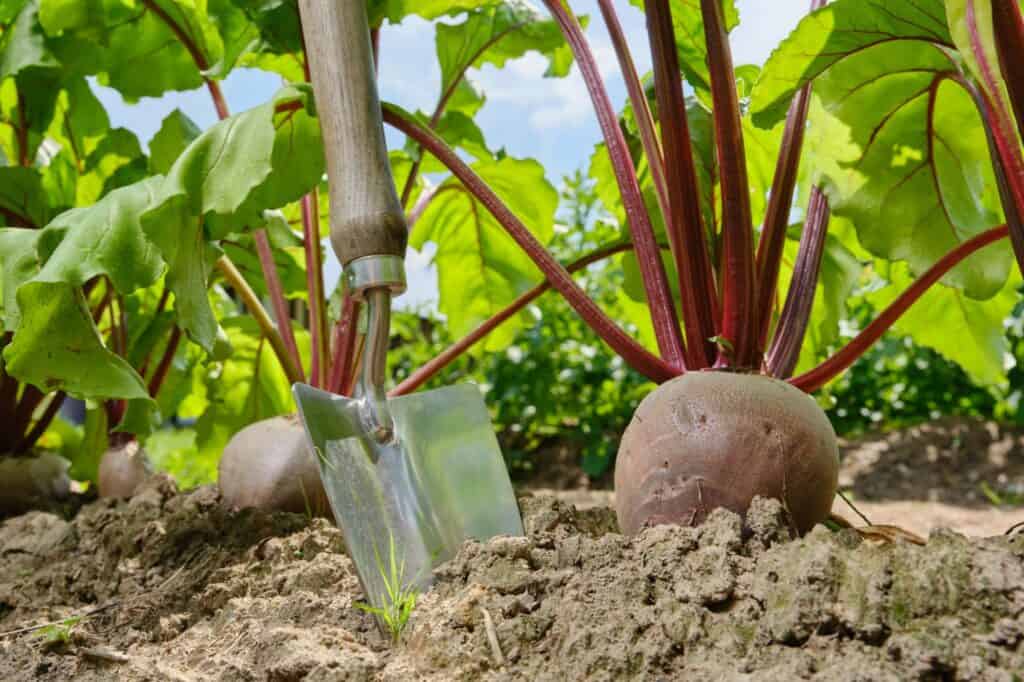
293,0,524,616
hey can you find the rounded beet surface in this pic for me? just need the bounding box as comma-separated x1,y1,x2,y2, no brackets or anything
98,441,153,498
614,371,839,536
218,414,329,516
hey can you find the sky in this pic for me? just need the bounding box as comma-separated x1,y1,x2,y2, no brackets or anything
93,1,809,311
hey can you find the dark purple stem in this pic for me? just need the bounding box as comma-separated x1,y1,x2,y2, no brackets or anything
147,326,182,398
701,0,757,368
767,187,830,379
646,0,720,368
328,294,360,395
301,191,328,388
755,0,825,348
543,0,686,371
254,228,304,382
970,0,1024,275
16,392,65,454
598,0,669,220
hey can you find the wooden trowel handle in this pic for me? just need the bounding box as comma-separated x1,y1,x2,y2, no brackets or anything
298,0,407,266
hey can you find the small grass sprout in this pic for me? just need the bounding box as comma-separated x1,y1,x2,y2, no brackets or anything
355,531,419,644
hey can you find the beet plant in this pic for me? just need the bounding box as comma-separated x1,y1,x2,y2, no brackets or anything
377,0,1022,534
1,0,1019,534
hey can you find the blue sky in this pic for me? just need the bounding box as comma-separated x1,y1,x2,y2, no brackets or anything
93,1,809,310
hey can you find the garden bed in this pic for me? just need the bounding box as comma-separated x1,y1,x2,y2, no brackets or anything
2,460,1023,679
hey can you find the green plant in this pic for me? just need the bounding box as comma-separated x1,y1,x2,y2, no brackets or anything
355,532,419,644
0,0,1020,533
35,616,80,646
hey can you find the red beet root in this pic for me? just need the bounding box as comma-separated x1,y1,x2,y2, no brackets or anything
615,371,839,535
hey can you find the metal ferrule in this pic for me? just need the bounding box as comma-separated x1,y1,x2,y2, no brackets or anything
345,255,407,299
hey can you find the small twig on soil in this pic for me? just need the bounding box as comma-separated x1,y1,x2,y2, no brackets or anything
856,525,926,546
828,513,926,545
0,601,120,639
480,607,505,668
837,490,873,526
1007,520,1024,536
79,646,131,663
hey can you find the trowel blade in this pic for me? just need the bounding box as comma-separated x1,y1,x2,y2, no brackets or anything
291,382,523,610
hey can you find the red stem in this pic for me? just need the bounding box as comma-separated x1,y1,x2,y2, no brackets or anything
254,228,304,382
767,187,830,379
755,0,823,348
790,225,1010,393
302,191,328,388
13,384,44,435
972,0,1024,275
543,0,686,371
207,80,230,121
992,0,1024,138
646,0,720,368
327,293,360,395
16,391,65,454
754,85,812,348
147,326,182,398
598,0,670,222
384,104,678,383
137,286,171,378
392,240,643,396
701,0,757,368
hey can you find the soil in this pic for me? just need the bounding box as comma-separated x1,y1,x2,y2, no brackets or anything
1,417,1022,680
532,417,1024,539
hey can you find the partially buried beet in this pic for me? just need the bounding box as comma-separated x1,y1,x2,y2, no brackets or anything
218,414,329,516
614,372,839,535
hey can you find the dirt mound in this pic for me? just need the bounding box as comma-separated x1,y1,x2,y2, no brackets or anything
1,479,1022,680
838,417,1024,507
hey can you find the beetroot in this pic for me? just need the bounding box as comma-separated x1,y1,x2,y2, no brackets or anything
0,453,71,516
614,371,839,535
218,414,329,516
97,441,153,498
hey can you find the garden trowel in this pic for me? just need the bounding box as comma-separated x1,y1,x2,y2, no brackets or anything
293,0,524,616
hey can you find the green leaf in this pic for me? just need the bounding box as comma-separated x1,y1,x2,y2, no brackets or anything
45,76,109,161
367,0,492,26
628,0,739,96
148,109,201,175
3,281,150,399
31,176,165,294
750,0,952,128
414,109,492,174
146,85,323,241
411,156,557,349
1,0,59,78
867,262,1019,385
0,226,41,330
205,0,262,78
139,86,322,353
0,166,50,227
813,48,1008,299
67,403,107,482
41,0,224,99
76,126,146,204
192,315,304,462
435,2,574,107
